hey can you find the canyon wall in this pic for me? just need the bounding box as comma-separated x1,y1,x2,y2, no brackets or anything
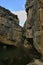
25,0,43,54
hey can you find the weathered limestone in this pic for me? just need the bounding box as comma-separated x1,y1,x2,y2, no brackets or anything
25,0,43,54
0,1,43,64
0,6,24,46
0,6,19,24
39,0,43,55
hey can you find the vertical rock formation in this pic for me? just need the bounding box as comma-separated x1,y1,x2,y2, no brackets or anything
25,0,43,55
39,0,43,55
0,1,43,65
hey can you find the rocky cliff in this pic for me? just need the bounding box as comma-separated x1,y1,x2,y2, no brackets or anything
0,6,24,46
0,0,43,65
25,0,43,55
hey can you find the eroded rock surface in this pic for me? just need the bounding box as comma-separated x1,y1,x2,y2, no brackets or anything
0,6,24,46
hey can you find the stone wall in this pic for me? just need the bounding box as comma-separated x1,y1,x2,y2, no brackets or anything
0,6,24,46
39,0,43,54
25,0,43,54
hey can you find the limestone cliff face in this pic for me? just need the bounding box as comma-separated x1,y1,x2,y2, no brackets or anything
39,0,43,55
0,6,19,24
0,2,43,65
0,6,24,46
25,0,43,54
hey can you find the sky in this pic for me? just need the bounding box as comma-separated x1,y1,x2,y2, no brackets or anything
0,0,27,26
